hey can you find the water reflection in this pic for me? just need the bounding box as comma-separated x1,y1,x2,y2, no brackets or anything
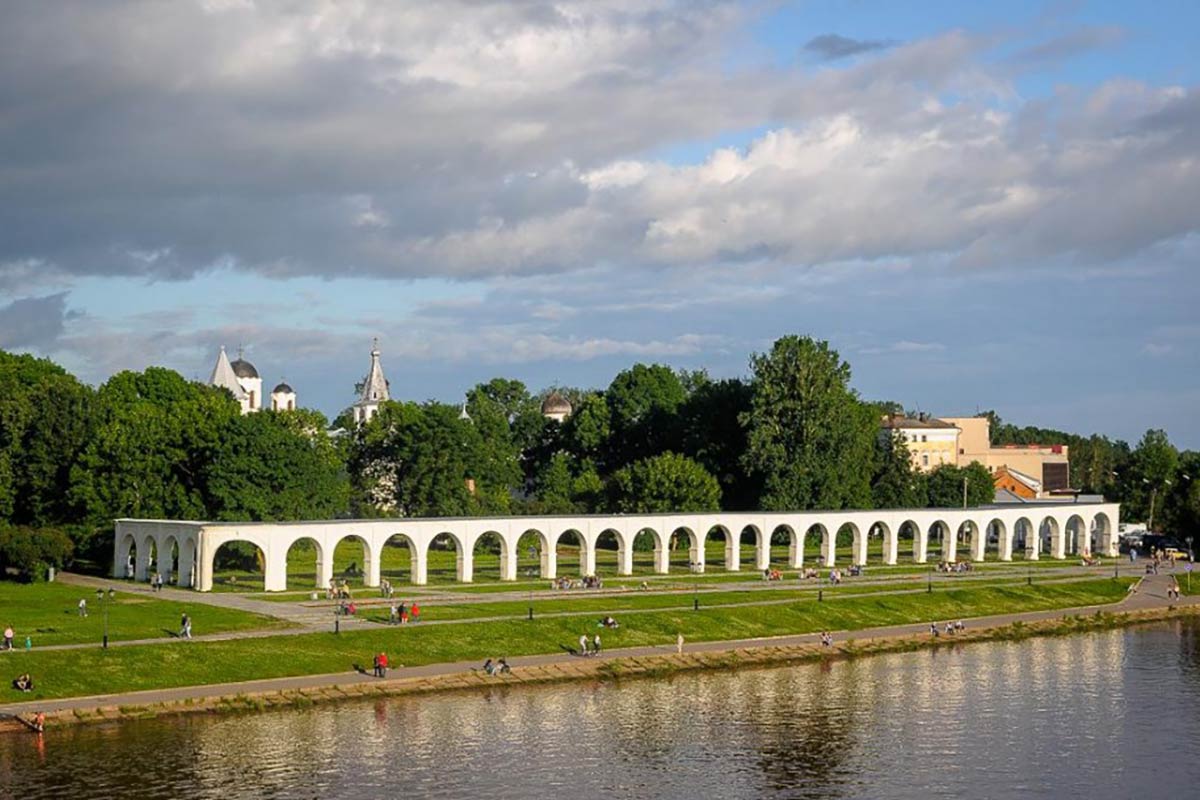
3,622,1200,799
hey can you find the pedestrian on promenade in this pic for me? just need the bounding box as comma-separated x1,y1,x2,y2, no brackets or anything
78,598,88,617
676,633,684,655
5,625,15,650
410,602,421,622
180,613,191,639
593,633,601,656
579,633,589,656
930,622,939,638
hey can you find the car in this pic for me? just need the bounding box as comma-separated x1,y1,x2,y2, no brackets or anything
1163,547,1190,561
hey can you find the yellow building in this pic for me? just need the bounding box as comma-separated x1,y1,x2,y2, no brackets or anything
880,413,961,472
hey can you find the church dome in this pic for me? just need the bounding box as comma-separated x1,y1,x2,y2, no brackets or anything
230,358,259,379
272,382,294,394
541,391,572,416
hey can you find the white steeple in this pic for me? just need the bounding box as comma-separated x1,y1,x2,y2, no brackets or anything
210,346,251,414
353,338,390,425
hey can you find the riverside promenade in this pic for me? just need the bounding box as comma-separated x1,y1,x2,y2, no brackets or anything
2,573,1193,724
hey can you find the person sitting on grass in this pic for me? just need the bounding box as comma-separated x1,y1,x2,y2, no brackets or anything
497,657,511,674
12,673,33,692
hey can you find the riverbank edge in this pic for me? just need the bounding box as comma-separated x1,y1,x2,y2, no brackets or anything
4,602,1196,734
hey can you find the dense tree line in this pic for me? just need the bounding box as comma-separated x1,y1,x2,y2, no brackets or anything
2,336,1196,576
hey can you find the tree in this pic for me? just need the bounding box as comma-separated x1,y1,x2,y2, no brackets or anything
926,462,994,508
1123,429,1180,528
741,336,877,510
0,525,74,581
605,363,687,467
871,431,926,508
679,376,760,510
610,452,721,514
204,410,348,521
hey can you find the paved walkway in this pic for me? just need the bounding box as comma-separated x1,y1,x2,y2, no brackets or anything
3,573,1194,718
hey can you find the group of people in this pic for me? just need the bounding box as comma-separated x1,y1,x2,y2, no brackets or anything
148,572,167,591
551,575,603,590
598,616,620,629
481,657,511,676
577,632,602,656
372,652,389,678
762,568,783,581
386,601,420,624
327,580,354,600
937,561,974,574
819,631,834,647
11,673,34,692
930,620,965,638
379,579,396,599
827,568,844,585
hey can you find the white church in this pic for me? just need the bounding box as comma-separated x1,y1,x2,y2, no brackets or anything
208,347,296,414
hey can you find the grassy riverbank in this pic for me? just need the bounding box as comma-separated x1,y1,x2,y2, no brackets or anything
2,578,1131,703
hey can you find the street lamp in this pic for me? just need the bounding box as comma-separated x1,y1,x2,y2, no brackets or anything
693,581,700,611
95,587,115,649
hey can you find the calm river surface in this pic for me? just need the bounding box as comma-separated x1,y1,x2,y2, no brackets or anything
3,621,1199,799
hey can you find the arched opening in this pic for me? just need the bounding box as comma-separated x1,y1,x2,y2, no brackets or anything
927,521,950,564
986,518,1010,561
116,534,138,579
518,529,549,579
836,523,863,566
957,520,981,561
1014,517,1036,559
706,525,735,571
1091,513,1113,555
555,529,589,577
898,520,921,563
803,524,827,566
1039,517,1062,559
381,533,417,584
633,528,664,574
211,540,265,590
768,525,796,570
140,535,159,583
670,527,701,572
472,531,507,582
332,534,373,587
740,525,764,570
427,532,464,583
872,522,896,565
160,535,180,585
1065,515,1088,556
594,529,625,575
285,536,326,590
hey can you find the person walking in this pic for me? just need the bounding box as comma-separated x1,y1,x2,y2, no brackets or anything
579,633,589,656
592,633,601,656
3,626,13,651
78,598,88,617
676,632,684,655
180,613,192,639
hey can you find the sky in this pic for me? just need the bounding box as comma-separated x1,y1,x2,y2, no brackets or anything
0,0,1197,447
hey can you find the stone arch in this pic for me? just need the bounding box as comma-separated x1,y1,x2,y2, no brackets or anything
381,532,420,584
179,536,197,588
285,535,327,590
803,524,828,566
1014,517,1037,559
471,530,508,582
1039,517,1063,559
554,528,592,577
139,534,159,582
595,528,629,575
332,533,375,586
671,526,703,573
835,522,864,566
770,524,800,569
158,534,180,585
900,520,924,563
116,532,138,579
428,531,467,582
957,519,983,562
210,538,266,590
740,525,766,571
631,528,668,574
987,518,1012,561
926,520,950,563
1065,514,1088,556
705,525,737,571
872,521,897,565
1091,512,1114,556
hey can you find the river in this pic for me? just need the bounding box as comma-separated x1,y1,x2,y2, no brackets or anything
3,620,1198,799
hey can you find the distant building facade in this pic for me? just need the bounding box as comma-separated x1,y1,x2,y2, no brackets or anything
881,413,1070,498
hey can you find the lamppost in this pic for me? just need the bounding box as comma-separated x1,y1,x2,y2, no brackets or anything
334,604,340,634
693,581,700,611
95,587,115,649
927,564,933,594
528,588,534,621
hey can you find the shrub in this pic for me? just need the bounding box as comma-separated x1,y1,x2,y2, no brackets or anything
0,525,74,581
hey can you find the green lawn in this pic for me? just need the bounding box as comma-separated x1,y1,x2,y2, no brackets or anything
2,578,1132,702
0,581,291,648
